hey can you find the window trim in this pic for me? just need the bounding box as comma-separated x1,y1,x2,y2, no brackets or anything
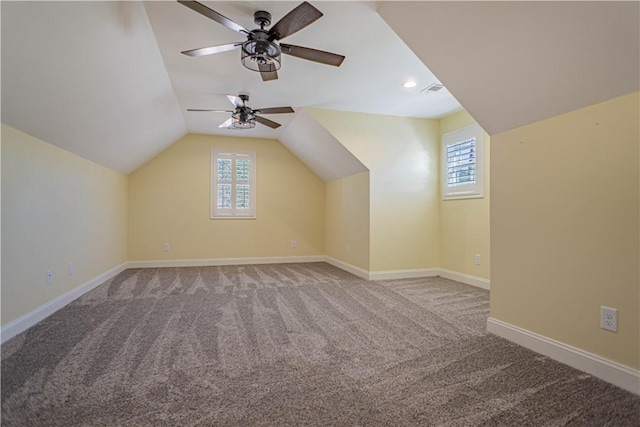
441,124,483,200
211,149,256,219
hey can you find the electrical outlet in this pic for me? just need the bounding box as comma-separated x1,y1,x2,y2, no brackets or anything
46,270,53,284
291,240,297,248
600,306,617,332
163,242,170,252
475,254,481,265
68,262,74,276
346,244,351,254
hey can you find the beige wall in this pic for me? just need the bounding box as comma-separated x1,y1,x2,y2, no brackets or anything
128,134,325,260
439,110,491,279
1,124,128,325
325,171,370,270
309,109,440,272
490,92,639,369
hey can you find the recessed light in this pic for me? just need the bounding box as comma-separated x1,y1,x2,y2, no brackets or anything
402,80,417,88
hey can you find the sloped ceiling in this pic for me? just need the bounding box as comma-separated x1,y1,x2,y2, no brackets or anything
379,1,640,135
279,109,367,182
1,1,461,176
143,0,461,138
3,1,637,177
1,1,186,174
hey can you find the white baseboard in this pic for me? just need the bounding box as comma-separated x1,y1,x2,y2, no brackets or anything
1,257,325,343
0,258,490,345
439,269,490,290
324,257,370,280
1,262,128,344
127,255,325,269
369,268,440,281
487,317,640,395
323,259,488,287
324,258,439,281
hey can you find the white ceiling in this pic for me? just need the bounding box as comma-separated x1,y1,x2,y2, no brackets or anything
2,1,637,176
1,1,186,174
143,1,462,139
1,1,461,176
280,109,367,182
379,1,640,136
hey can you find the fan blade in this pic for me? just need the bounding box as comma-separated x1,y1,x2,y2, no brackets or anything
227,95,244,108
178,1,250,35
254,107,294,114
181,42,242,57
255,115,281,129
268,2,323,41
218,118,234,128
280,44,345,66
259,63,278,81
188,109,233,112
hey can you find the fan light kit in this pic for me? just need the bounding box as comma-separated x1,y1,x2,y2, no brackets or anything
231,110,256,129
178,1,345,81
188,94,294,130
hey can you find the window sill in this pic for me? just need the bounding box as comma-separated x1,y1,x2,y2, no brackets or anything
210,216,257,220
442,194,484,201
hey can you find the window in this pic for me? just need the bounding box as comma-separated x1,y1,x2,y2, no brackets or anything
442,124,483,199
211,150,256,218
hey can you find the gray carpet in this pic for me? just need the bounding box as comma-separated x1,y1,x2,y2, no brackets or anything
2,262,639,426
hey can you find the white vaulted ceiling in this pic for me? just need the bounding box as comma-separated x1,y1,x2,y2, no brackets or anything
1,1,460,175
1,1,187,174
379,1,640,135
2,1,637,176
142,1,462,137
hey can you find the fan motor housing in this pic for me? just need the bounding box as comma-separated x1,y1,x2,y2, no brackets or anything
254,10,272,28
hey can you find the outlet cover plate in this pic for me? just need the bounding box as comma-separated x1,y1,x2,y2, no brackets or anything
600,306,617,332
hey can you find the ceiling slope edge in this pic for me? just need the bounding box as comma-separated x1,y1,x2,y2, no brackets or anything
279,109,368,183
378,1,640,136
1,1,187,175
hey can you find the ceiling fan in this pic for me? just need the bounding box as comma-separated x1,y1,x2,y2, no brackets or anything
177,0,345,81
188,94,294,129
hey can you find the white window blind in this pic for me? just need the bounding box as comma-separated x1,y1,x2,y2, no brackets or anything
446,137,476,187
442,124,483,199
211,150,256,218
